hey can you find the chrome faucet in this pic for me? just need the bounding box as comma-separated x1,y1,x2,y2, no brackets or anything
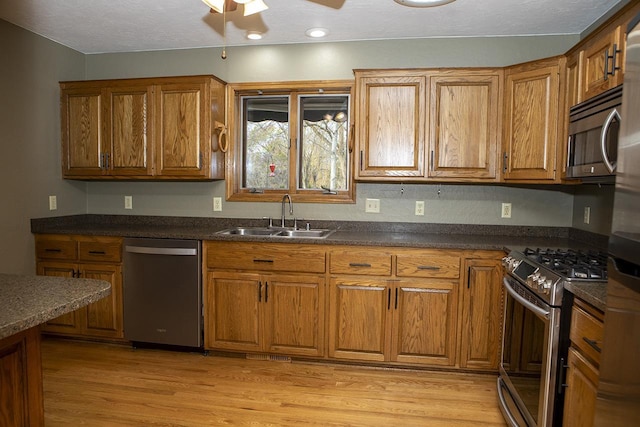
281,193,293,227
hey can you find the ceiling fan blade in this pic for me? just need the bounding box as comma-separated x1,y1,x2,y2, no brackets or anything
305,0,346,9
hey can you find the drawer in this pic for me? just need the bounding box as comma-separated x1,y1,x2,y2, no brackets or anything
396,253,460,278
570,300,604,366
330,250,392,276
78,238,122,263
35,236,77,260
206,242,326,273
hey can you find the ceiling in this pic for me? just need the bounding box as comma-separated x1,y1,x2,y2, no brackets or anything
0,0,627,54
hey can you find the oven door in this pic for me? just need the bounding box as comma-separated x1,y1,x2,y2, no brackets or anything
498,277,561,426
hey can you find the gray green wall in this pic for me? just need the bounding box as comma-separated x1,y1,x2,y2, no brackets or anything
1,17,615,275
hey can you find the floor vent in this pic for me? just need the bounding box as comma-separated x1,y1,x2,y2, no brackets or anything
246,353,291,363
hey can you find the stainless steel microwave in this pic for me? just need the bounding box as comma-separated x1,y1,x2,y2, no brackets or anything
566,85,622,181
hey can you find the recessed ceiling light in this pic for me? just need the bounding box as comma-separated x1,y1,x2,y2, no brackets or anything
305,28,329,38
246,31,263,40
394,0,456,7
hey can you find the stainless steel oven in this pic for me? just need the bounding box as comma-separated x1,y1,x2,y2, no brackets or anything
498,248,607,426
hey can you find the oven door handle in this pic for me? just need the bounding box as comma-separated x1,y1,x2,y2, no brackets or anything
503,278,550,319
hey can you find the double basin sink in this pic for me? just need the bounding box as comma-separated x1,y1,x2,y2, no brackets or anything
217,227,336,239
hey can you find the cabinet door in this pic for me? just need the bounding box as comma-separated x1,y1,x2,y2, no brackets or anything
36,262,81,333
79,263,123,339
263,274,325,357
429,72,500,180
391,280,458,366
581,26,623,101
328,278,390,362
562,347,599,427
205,272,262,352
459,258,503,370
355,73,426,179
503,59,562,181
61,87,104,177
105,85,154,176
155,80,209,177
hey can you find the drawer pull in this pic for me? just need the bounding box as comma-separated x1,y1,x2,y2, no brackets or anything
253,259,274,263
583,337,602,353
417,265,440,270
88,250,106,255
45,248,62,253
349,263,371,268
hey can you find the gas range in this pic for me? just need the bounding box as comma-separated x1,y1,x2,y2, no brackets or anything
502,247,608,306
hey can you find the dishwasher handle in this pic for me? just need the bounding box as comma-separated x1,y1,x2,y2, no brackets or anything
125,245,198,256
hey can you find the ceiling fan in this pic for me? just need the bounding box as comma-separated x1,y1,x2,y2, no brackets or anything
202,0,268,17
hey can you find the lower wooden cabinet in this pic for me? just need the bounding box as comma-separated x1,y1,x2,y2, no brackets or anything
459,257,504,370
34,235,124,340
205,271,325,357
328,277,458,366
562,298,604,427
0,327,44,427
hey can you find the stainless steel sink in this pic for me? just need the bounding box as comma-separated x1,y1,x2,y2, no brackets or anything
217,227,335,239
218,227,281,236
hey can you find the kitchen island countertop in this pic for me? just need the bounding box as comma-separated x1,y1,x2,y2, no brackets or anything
0,273,111,339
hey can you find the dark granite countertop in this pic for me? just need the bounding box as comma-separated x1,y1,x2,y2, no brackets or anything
0,274,111,339
565,281,607,312
31,214,609,309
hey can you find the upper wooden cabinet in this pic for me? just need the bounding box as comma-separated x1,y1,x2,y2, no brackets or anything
354,69,501,182
61,75,226,180
502,57,565,182
580,25,624,102
354,71,426,179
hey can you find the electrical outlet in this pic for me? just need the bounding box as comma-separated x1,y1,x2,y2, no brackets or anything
501,202,512,218
213,197,222,212
365,198,380,213
48,195,57,211
584,206,591,224
415,201,425,216
124,196,133,210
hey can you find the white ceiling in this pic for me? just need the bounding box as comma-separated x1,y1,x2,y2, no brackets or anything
0,0,628,54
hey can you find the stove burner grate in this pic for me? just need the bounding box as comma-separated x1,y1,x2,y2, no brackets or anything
523,247,608,281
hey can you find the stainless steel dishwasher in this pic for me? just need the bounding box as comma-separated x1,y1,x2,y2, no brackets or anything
123,238,202,348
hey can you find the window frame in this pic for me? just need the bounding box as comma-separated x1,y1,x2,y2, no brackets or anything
226,80,355,203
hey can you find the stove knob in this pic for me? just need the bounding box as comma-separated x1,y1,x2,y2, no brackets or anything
542,278,553,294
501,256,511,268
536,275,547,291
527,273,539,288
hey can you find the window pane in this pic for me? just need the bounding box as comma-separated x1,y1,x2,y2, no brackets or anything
299,95,349,191
242,96,290,190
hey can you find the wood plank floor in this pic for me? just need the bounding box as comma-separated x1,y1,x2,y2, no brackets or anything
41,338,507,426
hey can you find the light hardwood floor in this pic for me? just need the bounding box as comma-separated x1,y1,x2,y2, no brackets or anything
41,338,507,426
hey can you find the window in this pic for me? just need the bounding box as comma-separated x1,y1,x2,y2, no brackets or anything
227,81,355,203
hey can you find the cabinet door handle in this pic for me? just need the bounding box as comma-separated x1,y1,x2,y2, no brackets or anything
265,282,269,303
387,288,391,310
583,337,602,353
394,287,398,310
430,150,435,172
349,262,371,268
253,259,274,264
88,250,106,255
258,282,262,302
105,153,110,170
45,248,62,253
604,47,610,80
558,357,569,394
502,152,508,174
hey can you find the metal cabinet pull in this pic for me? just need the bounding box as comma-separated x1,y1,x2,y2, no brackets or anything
387,288,391,310
265,282,269,303
88,250,106,255
45,248,62,253
349,262,371,268
583,336,602,353
394,287,398,310
502,152,508,174
417,265,440,271
258,282,262,302
253,259,274,263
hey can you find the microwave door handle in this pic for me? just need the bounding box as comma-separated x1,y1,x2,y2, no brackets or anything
601,108,620,174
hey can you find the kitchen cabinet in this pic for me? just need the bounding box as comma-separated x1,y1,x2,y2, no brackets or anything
61,75,226,180
562,298,604,427
34,234,124,340
354,71,427,179
459,256,503,371
204,241,325,357
580,25,624,102
328,248,460,367
503,56,565,182
354,69,501,182
0,327,43,427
